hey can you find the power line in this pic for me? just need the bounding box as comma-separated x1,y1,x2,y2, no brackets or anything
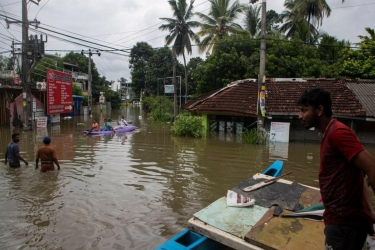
1,13,132,53
331,2,375,9
34,0,50,19
1,1,21,7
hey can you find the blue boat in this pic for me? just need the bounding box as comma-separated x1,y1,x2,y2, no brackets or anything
262,160,284,177
156,160,284,250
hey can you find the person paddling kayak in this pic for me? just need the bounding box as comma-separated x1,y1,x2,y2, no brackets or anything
115,116,128,130
100,118,116,133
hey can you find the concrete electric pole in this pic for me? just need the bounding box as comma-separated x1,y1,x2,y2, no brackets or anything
81,49,100,115
172,47,177,121
7,0,45,130
21,0,41,130
250,0,267,130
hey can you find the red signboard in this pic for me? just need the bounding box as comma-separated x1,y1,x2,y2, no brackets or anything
13,74,20,84
46,68,73,115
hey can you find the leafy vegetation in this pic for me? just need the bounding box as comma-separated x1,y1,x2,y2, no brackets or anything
242,128,268,144
171,112,203,137
142,96,174,122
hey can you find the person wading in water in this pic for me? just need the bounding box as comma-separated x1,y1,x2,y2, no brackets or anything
4,133,28,168
35,136,61,172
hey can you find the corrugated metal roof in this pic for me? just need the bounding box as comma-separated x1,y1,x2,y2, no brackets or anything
346,82,375,117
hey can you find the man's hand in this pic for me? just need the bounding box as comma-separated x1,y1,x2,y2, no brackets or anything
4,159,7,165
24,160,28,166
370,210,375,240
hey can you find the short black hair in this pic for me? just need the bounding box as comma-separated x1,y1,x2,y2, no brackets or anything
11,133,19,139
297,87,333,117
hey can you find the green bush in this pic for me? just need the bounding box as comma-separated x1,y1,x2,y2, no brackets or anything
242,128,268,144
171,112,203,137
142,96,174,122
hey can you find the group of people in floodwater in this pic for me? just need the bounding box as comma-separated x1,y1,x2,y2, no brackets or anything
5,133,60,172
90,116,128,133
4,116,129,173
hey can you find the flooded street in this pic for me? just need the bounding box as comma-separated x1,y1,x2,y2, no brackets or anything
1,105,375,249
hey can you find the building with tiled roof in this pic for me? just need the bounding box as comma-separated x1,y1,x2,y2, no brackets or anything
183,79,375,144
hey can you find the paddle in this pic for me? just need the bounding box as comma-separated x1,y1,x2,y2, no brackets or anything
242,171,293,192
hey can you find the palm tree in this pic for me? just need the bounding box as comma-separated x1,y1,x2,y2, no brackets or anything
318,33,350,63
159,0,200,104
358,27,375,44
357,27,375,55
195,0,245,54
243,5,261,37
280,0,319,43
292,0,331,28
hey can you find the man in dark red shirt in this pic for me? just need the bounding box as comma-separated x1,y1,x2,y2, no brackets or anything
298,87,375,249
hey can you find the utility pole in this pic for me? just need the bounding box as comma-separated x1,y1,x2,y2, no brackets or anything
81,49,100,115
172,47,177,121
7,0,44,130
20,0,41,130
250,0,267,130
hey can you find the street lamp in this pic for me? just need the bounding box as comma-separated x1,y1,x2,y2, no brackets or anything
81,49,100,115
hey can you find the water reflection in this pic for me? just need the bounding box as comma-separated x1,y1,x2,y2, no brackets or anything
1,105,375,249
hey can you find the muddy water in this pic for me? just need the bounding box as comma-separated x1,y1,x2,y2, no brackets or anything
1,105,374,249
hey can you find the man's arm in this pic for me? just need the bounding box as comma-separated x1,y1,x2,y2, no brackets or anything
353,150,375,194
16,152,28,166
363,179,375,239
53,157,60,170
4,148,7,164
35,158,39,170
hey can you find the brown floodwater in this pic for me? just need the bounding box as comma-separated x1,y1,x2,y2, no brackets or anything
1,105,375,249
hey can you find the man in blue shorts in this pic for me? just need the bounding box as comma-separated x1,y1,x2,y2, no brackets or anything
4,133,28,168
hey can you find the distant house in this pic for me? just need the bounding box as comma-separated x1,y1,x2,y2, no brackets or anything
63,62,88,93
183,79,375,144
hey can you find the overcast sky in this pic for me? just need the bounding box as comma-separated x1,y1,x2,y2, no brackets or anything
0,0,374,83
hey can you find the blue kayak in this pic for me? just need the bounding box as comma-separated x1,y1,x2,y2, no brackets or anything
262,160,284,177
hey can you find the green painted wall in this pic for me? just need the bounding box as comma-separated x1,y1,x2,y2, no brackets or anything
202,113,209,137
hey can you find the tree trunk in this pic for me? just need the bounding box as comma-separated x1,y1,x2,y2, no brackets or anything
183,53,188,104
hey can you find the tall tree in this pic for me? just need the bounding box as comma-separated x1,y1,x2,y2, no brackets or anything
280,0,318,41
318,33,350,63
186,57,203,96
195,0,245,54
358,27,375,45
266,10,282,34
243,5,261,37
292,0,331,28
129,42,155,97
145,46,184,96
159,0,200,104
